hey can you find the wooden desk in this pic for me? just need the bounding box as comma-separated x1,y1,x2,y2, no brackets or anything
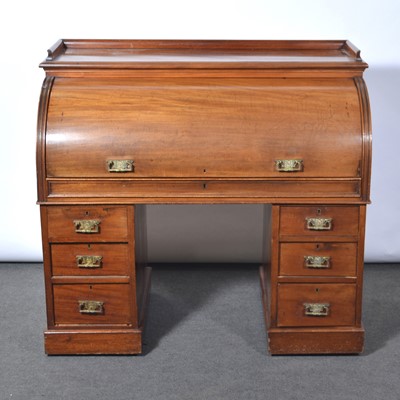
37,40,371,355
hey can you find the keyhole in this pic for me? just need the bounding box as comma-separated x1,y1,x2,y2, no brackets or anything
89,285,93,290
203,183,207,189
203,169,207,173
316,244,320,250
85,211,90,216
317,208,322,215
88,244,91,249
315,288,319,293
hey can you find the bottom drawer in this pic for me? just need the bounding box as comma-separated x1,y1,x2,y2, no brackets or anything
277,283,356,327
53,284,132,325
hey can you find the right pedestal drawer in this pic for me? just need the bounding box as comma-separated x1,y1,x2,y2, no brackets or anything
279,242,357,277
277,283,357,327
279,206,359,237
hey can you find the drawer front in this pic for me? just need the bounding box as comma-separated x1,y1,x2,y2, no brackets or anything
48,179,360,200
280,206,359,236
46,78,362,179
280,242,357,277
277,283,356,327
47,206,128,242
53,284,132,325
51,244,130,276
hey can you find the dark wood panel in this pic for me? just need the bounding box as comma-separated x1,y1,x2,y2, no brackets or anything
268,327,364,354
44,329,142,355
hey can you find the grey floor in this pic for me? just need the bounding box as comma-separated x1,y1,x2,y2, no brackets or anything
1,263,399,400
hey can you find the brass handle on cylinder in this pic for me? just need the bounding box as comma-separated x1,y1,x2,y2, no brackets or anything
275,159,303,172
304,303,330,317
107,159,134,172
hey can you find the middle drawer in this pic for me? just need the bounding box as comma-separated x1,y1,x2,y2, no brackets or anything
51,243,130,276
279,242,357,277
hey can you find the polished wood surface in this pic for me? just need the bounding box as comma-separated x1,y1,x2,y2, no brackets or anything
37,40,371,355
45,78,362,179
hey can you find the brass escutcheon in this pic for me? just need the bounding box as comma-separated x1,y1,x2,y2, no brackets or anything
306,217,333,231
73,219,101,234
304,303,330,317
78,300,104,314
304,255,331,269
107,159,134,172
76,255,103,268
275,159,303,172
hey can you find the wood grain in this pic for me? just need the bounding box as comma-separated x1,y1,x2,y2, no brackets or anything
45,78,362,180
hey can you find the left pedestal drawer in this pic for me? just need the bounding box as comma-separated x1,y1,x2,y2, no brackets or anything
51,243,130,276
47,206,129,242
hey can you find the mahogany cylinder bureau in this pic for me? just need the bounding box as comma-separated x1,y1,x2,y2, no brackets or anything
37,40,371,355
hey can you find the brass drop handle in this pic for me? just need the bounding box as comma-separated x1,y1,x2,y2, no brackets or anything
275,159,303,172
78,300,104,314
304,256,331,269
306,217,333,231
107,159,134,172
73,219,101,234
76,255,103,269
304,303,330,317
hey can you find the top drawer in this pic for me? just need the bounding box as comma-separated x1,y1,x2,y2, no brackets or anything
46,206,129,242
45,78,362,179
280,206,359,237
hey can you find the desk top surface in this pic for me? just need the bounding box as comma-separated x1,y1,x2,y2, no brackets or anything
40,40,368,70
